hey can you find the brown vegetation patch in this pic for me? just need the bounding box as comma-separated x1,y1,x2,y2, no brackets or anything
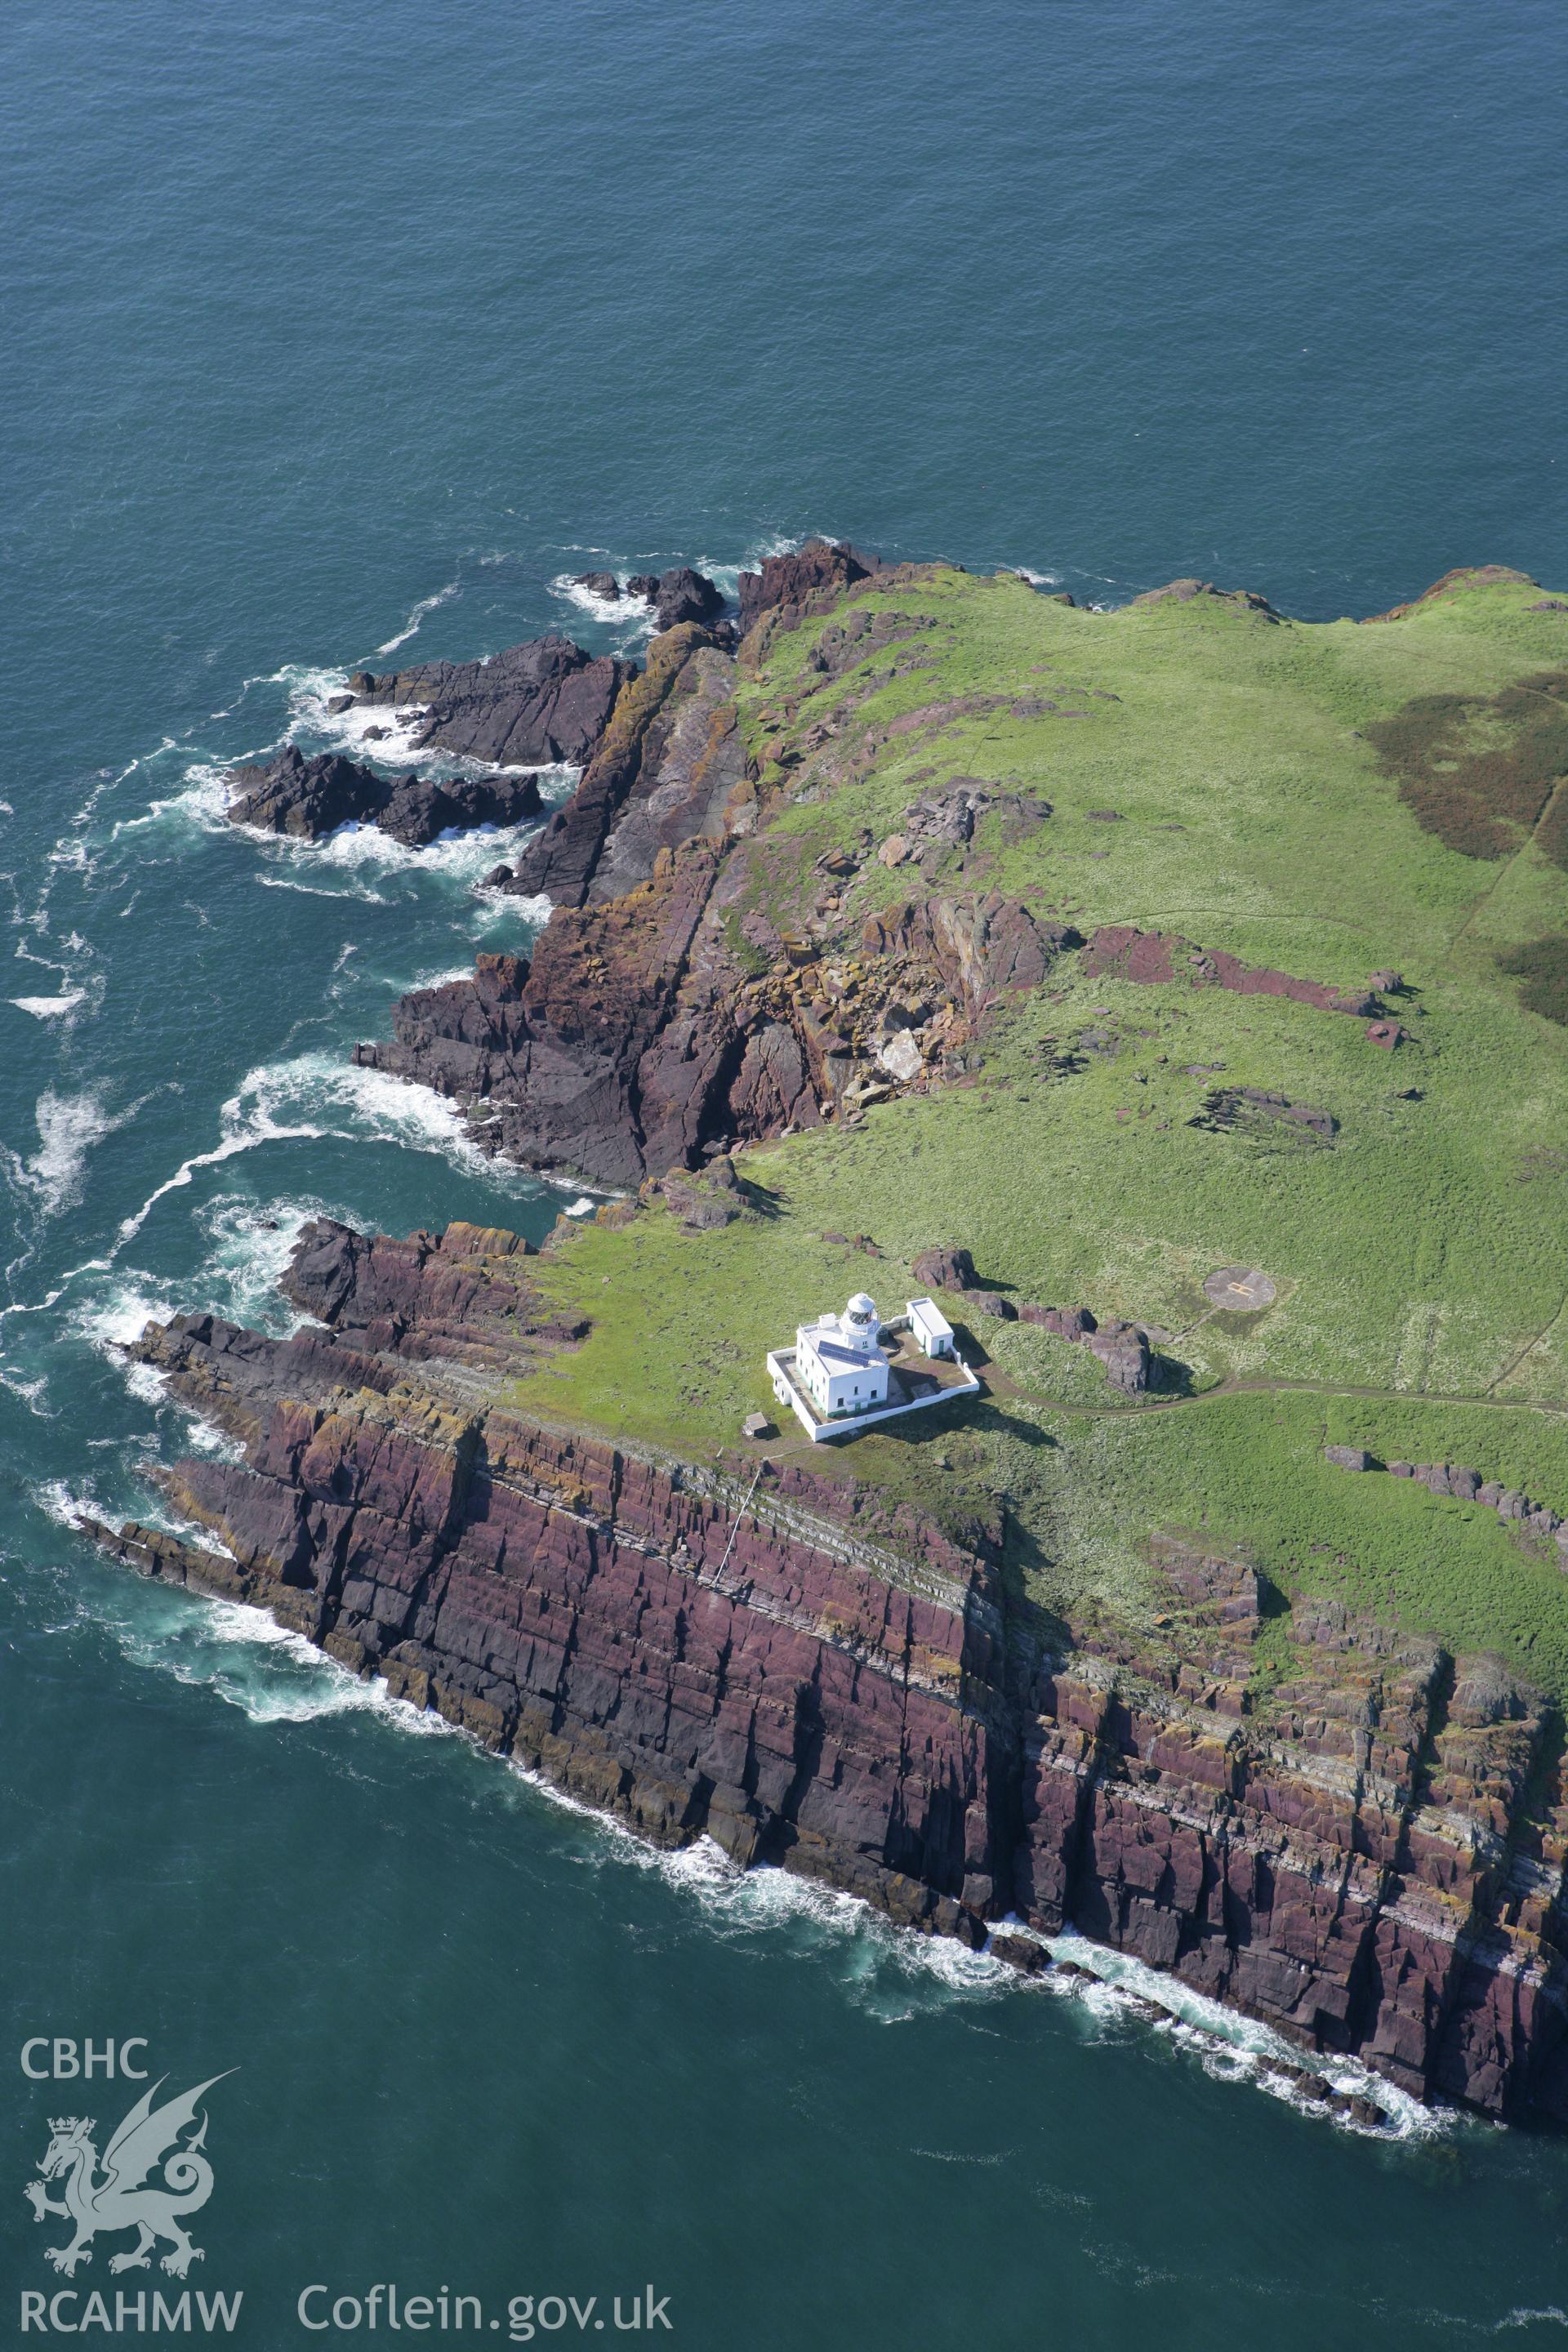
1496,936,1568,1025
1366,672,1568,862
1082,926,1374,1016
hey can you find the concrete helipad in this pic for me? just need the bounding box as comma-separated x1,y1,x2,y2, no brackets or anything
1203,1266,1277,1312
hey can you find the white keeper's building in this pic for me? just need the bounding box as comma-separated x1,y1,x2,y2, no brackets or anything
794,1291,889,1419
765,1288,978,1442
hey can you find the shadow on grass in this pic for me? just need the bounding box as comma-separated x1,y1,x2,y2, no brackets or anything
1150,1351,1197,1397
735,1171,786,1219
997,1510,1075,1662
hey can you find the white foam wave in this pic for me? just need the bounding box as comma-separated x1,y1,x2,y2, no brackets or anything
0,1365,52,1415
550,573,643,623
504,1762,1009,2007
306,808,564,886
477,887,551,929
255,874,390,905
373,580,462,657
11,1089,135,1218
96,1583,455,1730
107,1050,539,1262
1018,566,1064,586
11,990,87,1018
123,1360,175,1407
113,761,233,841
303,688,433,765
199,1193,339,1315
65,1263,264,1437
35,1477,100,1531
72,1278,179,1356
1044,1927,1446,2140
548,572,657,648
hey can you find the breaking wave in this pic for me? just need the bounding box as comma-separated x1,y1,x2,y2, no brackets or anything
5,1089,141,1220
373,578,463,657
11,988,89,1020
104,1049,541,1264
549,572,657,642
84,1572,460,1731
1042,1927,1447,2140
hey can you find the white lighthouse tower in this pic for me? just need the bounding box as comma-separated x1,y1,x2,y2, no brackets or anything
841,1291,881,1347
791,1292,890,1420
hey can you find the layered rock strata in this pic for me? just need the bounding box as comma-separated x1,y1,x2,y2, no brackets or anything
497,624,744,910
83,1215,1568,2125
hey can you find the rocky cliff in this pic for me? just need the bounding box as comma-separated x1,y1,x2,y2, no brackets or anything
86,553,1568,2126
354,564,1071,1187
85,1213,1568,2127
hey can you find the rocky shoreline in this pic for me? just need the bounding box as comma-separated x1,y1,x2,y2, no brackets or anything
85,544,1568,2127
350,551,1077,1186
73,1204,1568,2128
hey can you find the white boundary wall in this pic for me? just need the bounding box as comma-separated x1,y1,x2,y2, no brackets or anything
766,1348,980,1443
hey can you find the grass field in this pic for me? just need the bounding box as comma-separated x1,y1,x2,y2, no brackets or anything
509,564,1568,1697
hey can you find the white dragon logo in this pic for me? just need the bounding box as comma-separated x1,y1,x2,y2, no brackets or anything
24,2074,231,2279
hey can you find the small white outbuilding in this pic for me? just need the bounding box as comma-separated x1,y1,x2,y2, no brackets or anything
906,1295,956,1359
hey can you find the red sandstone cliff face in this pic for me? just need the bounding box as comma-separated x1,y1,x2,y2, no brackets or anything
81,1217,1568,2126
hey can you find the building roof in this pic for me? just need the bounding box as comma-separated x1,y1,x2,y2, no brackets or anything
908,1295,955,1339
804,1329,884,1370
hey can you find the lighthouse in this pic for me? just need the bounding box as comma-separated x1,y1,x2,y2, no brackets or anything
791,1292,891,1419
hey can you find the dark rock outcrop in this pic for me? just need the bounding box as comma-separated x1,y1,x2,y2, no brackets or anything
347,635,634,767
911,1246,978,1294
81,1222,1568,2127
501,625,742,910
1324,1449,1567,1557
641,1154,746,1232
380,772,546,846
1019,1304,1097,1341
357,848,730,1188
1196,1087,1337,1141
648,566,725,633
226,749,390,840
1086,1320,1152,1394
738,539,881,633
359,704,1075,1185
908,1246,1019,1328
1018,1300,1154,1393
226,748,545,846
866,896,1077,996
1131,578,1282,622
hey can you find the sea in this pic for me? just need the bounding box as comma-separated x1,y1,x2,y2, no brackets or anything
4,3,1568,2342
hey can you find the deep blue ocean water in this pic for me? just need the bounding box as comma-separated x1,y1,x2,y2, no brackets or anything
4,3,1568,2342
